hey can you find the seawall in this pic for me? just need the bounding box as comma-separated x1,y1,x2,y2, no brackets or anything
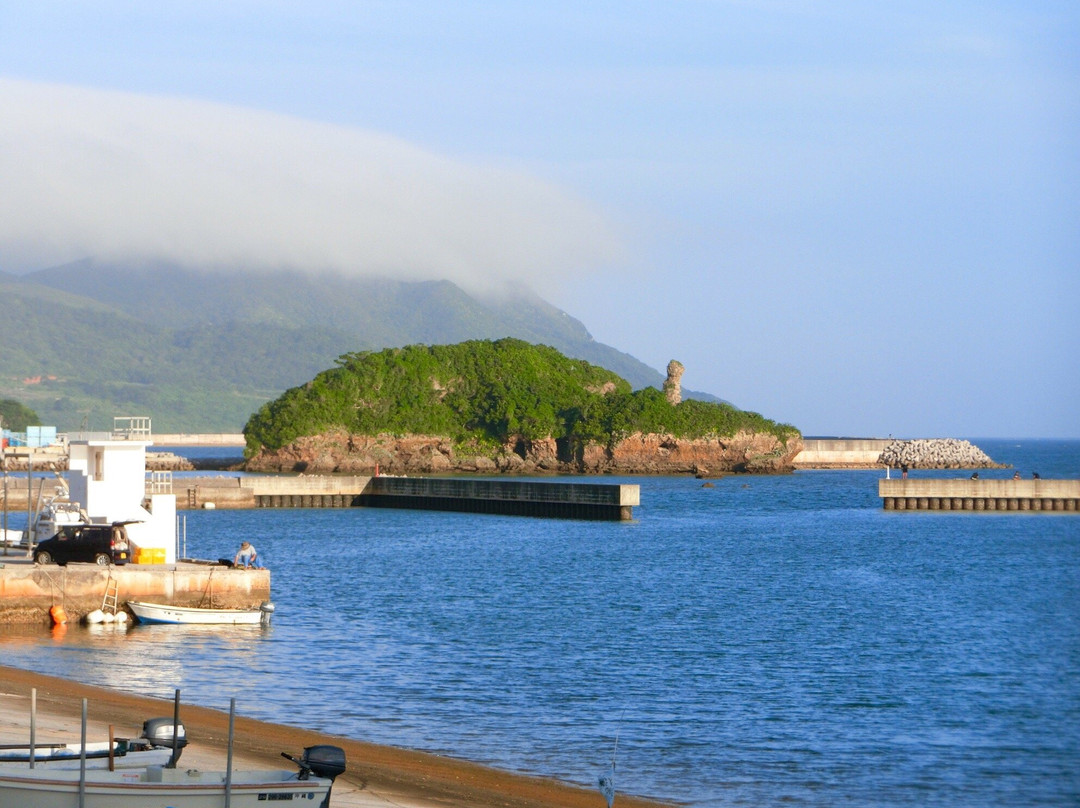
176,475,640,521
0,560,270,624
879,478,1080,511
152,433,246,446
792,439,889,468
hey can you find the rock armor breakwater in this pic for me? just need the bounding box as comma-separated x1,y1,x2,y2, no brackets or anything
244,429,802,476
878,439,1007,470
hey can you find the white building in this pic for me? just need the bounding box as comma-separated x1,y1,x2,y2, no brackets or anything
67,417,177,564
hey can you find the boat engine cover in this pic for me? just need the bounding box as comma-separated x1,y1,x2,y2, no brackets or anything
302,745,346,780
141,717,188,748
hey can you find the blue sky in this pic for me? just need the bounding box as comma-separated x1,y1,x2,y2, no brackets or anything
1,1,1076,438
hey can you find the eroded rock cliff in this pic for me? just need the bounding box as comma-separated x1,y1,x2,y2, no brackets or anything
244,429,802,475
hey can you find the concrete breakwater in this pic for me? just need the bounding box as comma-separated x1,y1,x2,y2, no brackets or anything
879,478,1079,511
2,475,640,520
877,438,1006,469
178,475,640,521
793,438,1006,470
1,450,194,472
792,439,889,468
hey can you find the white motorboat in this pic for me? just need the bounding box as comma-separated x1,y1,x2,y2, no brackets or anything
0,742,172,770
0,744,345,808
0,528,26,549
0,717,186,770
128,600,275,625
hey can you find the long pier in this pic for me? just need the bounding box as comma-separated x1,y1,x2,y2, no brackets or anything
175,475,640,521
879,478,1079,511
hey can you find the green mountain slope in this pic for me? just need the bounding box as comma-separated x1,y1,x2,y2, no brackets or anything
1,262,722,432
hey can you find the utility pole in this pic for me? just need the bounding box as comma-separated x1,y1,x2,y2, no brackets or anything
25,449,33,557
1,413,6,557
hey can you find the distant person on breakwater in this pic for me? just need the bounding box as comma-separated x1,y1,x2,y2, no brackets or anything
234,541,259,569
970,472,979,480
901,465,909,479
1033,472,1041,479
1014,471,1022,480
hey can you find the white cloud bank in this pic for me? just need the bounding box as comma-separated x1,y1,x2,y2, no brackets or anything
0,79,622,292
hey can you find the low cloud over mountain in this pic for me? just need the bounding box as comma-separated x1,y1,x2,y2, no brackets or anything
0,78,623,295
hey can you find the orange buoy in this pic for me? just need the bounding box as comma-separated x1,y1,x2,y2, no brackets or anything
49,605,68,625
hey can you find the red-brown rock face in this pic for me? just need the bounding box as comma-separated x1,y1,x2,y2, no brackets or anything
245,429,802,476
584,430,800,475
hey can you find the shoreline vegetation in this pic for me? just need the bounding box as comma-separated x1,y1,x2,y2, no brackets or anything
0,664,674,808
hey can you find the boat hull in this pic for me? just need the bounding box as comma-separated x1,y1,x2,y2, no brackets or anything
128,601,270,625
0,766,331,808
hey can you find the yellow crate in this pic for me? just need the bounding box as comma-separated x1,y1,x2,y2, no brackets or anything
134,548,166,564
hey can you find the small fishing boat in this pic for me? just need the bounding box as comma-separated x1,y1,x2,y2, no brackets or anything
0,742,173,770
0,717,186,770
0,528,26,549
0,743,345,808
128,600,275,625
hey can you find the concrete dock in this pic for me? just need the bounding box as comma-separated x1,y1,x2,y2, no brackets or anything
879,478,1079,511
0,557,270,624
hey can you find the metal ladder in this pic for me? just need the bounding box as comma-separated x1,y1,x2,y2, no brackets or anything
101,575,119,615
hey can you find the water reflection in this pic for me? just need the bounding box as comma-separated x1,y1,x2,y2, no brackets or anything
0,621,270,696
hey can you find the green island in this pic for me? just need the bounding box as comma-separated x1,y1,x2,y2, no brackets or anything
244,339,801,475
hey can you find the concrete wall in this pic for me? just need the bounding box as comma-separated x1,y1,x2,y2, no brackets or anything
370,476,639,505
152,433,246,446
879,478,1080,511
362,477,640,520
793,439,889,468
172,476,372,509
0,562,270,624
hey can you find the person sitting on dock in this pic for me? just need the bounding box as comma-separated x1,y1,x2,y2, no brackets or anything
970,472,979,480
234,541,259,569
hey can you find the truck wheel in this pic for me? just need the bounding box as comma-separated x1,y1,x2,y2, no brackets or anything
35,551,53,564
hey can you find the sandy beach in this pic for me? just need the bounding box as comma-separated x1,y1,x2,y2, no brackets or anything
0,664,672,808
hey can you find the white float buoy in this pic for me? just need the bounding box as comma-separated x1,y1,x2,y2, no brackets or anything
85,609,105,624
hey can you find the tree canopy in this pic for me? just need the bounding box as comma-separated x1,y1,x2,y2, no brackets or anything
244,339,798,455
0,399,42,431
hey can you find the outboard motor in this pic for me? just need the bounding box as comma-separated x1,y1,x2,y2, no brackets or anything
137,717,188,764
259,600,275,625
281,745,346,808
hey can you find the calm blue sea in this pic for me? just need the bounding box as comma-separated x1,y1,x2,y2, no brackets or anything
1,438,1077,806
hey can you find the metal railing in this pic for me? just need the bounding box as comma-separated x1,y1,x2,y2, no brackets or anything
113,416,152,440
146,471,173,495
